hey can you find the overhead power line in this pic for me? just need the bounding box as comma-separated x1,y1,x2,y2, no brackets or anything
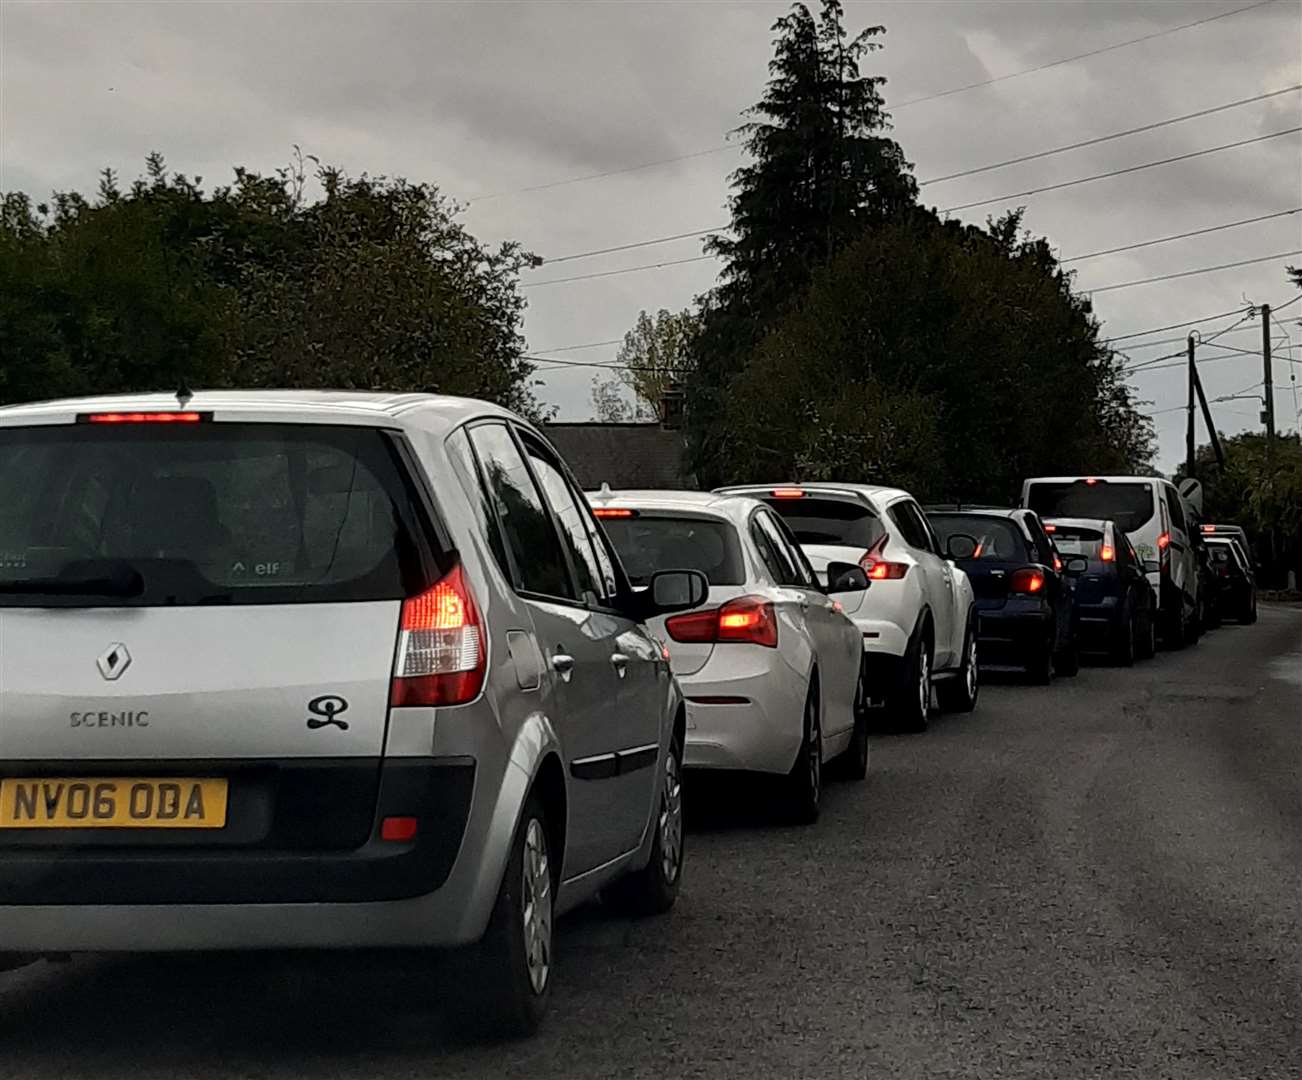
940,127,1301,214
1085,249,1302,295
921,85,1300,187
469,0,1279,204
533,122,1300,266
522,254,716,289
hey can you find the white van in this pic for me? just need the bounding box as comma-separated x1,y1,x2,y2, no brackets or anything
1021,476,1203,647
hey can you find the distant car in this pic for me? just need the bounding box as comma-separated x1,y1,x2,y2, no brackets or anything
927,509,1079,683
1200,523,1253,565
716,484,978,731
1022,475,1203,649
588,489,867,822
0,391,710,1036
1206,536,1258,624
1043,517,1156,664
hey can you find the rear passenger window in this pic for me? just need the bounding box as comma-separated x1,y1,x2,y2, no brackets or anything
446,427,512,582
518,431,607,605
1163,486,1187,533
889,502,934,553
752,512,801,586
467,423,575,600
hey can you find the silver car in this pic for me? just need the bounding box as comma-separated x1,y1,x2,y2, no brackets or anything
589,490,867,822
0,391,706,1035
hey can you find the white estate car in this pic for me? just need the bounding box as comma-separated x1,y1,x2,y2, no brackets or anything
717,484,979,731
588,490,866,822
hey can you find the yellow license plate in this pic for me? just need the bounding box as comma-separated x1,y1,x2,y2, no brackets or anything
0,778,228,829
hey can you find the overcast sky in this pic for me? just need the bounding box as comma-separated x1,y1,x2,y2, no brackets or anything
2,0,1300,471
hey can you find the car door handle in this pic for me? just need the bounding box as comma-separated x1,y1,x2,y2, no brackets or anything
551,652,575,682
610,652,629,678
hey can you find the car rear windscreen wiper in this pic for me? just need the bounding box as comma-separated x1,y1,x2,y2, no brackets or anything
0,564,145,597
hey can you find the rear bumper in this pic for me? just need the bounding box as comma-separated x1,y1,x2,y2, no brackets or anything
0,759,474,907
975,607,1051,661
680,656,806,775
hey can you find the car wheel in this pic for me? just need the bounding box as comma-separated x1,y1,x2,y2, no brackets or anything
1110,601,1136,667
937,618,979,712
1054,625,1080,678
605,736,685,915
1026,629,1054,685
1244,597,1258,625
839,663,871,781
786,682,822,823
1135,602,1157,660
1163,602,1188,650
891,628,932,733
465,792,554,1038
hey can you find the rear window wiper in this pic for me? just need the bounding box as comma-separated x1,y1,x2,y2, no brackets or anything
0,565,144,597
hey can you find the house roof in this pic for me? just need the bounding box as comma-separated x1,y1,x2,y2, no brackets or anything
545,422,694,490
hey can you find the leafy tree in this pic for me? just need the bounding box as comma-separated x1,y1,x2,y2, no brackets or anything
590,374,634,421
608,308,698,421
712,208,1154,498
0,154,540,414
687,0,916,482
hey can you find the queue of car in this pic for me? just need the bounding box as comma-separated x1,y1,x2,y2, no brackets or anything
0,390,1259,1038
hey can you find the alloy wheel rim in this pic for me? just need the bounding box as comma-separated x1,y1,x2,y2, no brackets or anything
919,649,931,718
521,817,552,996
965,638,978,698
659,748,683,883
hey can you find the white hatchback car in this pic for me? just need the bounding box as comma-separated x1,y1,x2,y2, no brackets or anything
588,490,867,822
718,484,979,731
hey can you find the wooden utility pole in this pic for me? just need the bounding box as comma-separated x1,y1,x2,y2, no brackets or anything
1186,334,1197,478
1262,302,1275,442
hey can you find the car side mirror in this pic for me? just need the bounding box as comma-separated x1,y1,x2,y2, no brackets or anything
945,533,978,560
641,569,709,617
1063,556,1089,576
826,561,870,592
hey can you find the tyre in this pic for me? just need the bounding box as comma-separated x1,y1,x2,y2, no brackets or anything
464,792,555,1038
838,664,870,781
786,681,822,823
1135,602,1157,660
937,618,979,712
1243,595,1258,625
1026,630,1054,685
606,735,685,915
1110,601,1136,667
890,627,932,733
1054,628,1080,678
1163,602,1188,650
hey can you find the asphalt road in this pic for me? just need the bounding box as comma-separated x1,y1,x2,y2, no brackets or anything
3,605,1300,1079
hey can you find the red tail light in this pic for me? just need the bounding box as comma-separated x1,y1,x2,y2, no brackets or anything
1044,524,1057,534
665,596,778,648
1100,545,1115,562
81,412,206,424
770,488,805,498
593,507,635,518
858,535,908,580
1053,555,1063,572
390,564,486,707
1157,532,1171,550
1010,568,1045,594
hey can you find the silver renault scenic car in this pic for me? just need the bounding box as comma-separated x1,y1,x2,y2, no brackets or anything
0,391,705,1035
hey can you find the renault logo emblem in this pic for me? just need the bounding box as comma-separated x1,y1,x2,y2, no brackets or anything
97,643,132,681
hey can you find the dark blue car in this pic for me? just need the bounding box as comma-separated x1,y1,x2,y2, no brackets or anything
928,508,1079,683
1043,517,1157,664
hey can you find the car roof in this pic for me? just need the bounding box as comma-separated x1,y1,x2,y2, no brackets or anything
1024,475,1163,485
929,508,1022,520
0,390,517,431
586,488,763,522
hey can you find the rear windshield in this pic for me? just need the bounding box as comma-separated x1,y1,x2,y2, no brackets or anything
1025,481,1155,533
930,514,1029,561
763,497,886,550
1045,524,1105,558
600,515,744,587
0,422,436,607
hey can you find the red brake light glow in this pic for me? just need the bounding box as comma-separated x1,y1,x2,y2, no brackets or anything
665,596,778,648
592,507,636,518
82,412,206,424
391,564,485,707
1010,568,1045,594
1157,532,1171,550
1100,545,1116,562
770,488,805,498
1201,524,1215,534
1053,555,1063,572
380,816,419,843
1044,524,1057,533
1085,478,1099,485
858,534,908,581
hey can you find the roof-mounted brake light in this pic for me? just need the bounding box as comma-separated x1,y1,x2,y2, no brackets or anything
79,412,209,424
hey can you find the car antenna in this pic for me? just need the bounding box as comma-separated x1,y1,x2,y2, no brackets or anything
176,382,193,411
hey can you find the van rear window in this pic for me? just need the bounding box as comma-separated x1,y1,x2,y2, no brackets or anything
0,423,438,607
1025,482,1155,533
